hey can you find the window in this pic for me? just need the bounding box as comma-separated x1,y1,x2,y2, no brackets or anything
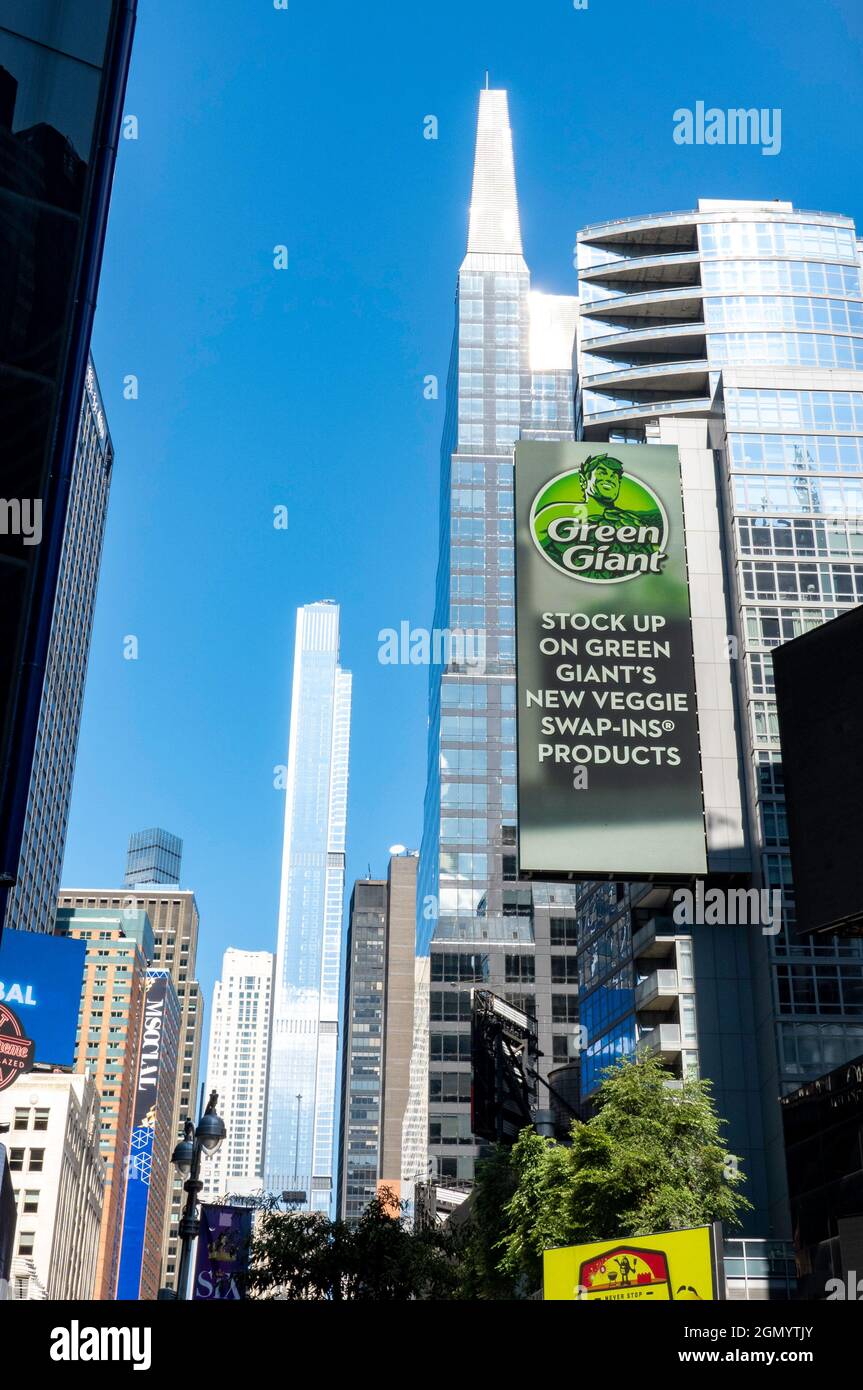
550,917,578,947
13,1108,29,1131
505,954,535,983
33,1109,49,1131
552,995,579,1024
17,1231,35,1258
8,1149,24,1172
22,1191,39,1215
28,1149,45,1173
552,956,579,984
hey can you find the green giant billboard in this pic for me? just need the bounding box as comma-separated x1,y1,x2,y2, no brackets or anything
515,441,707,878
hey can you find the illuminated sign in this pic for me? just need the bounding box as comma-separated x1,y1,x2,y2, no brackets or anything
0,1003,35,1093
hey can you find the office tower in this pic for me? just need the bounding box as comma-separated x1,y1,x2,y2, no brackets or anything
54,904,152,1298
339,852,418,1222
339,877,387,1222
116,969,181,1301
3,359,114,938
124,828,183,888
412,89,579,1197
265,601,352,1213
379,852,419,1193
0,1073,104,1300
572,199,863,1232
203,948,274,1200
0,3,136,940
58,883,204,1292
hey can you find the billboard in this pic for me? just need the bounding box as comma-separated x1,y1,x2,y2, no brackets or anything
192,1205,253,1301
515,441,706,879
116,972,175,1300
0,927,85,1066
543,1224,723,1301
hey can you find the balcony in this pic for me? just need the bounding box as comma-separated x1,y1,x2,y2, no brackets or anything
639,1023,682,1061
584,322,707,354
631,915,677,960
582,359,709,394
635,969,680,1012
579,250,701,286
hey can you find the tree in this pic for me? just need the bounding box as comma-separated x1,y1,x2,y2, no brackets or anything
245,1187,456,1301
498,1051,751,1291
452,1145,523,1300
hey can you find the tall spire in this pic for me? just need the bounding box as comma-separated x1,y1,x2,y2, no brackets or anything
465,88,525,261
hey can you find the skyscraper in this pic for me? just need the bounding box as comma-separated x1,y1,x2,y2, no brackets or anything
3,359,114,937
412,90,579,1196
265,602,352,1214
54,903,152,1299
58,881,204,1292
571,198,863,1232
339,851,418,1223
0,3,136,939
203,948,274,1201
124,828,183,888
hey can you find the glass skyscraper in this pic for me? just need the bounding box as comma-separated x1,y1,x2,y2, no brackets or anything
124,828,183,888
3,358,113,937
409,90,579,1194
572,199,863,1232
265,601,352,1213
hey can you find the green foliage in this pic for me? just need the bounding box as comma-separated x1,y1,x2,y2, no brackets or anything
452,1145,521,1300
246,1187,456,1301
498,1052,751,1291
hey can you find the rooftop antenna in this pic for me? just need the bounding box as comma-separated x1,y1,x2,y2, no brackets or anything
485,71,490,90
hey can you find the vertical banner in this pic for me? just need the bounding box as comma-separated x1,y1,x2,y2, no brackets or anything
515,441,706,878
193,1205,253,1300
116,973,170,1299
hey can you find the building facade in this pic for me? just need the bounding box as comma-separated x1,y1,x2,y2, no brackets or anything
58,884,204,1292
411,89,579,1197
54,903,151,1297
3,359,113,937
0,1073,104,1300
203,948,274,1200
124,828,183,888
571,199,863,1233
0,1,136,937
339,852,419,1222
265,601,352,1214
339,877,388,1223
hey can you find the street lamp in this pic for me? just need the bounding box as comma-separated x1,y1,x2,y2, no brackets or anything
170,1090,226,1300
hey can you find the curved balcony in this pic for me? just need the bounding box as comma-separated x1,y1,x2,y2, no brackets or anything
583,322,707,354
582,358,709,393
581,286,705,319
581,395,716,436
579,250,701,286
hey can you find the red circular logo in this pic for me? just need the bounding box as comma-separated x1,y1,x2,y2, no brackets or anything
0,1003,35,1093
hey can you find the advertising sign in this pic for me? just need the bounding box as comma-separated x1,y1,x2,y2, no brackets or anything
192,1205,253,1300
515,441,706,878
543,1224,723,1301
116,972,172,1300
0,928,85,1066
0,1003,34,1093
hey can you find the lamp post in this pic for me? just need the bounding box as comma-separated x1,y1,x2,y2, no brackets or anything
170,1089,226,1300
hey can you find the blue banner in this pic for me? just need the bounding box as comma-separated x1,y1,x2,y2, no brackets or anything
0,928,85,1066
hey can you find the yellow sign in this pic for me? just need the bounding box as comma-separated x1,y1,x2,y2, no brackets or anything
543,1225,719,1301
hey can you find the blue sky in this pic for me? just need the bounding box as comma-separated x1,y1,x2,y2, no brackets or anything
64,0,863,1012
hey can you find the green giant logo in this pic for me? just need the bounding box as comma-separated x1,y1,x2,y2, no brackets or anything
530,452,669,584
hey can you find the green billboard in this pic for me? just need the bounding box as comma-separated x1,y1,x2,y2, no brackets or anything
515,441,707,878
